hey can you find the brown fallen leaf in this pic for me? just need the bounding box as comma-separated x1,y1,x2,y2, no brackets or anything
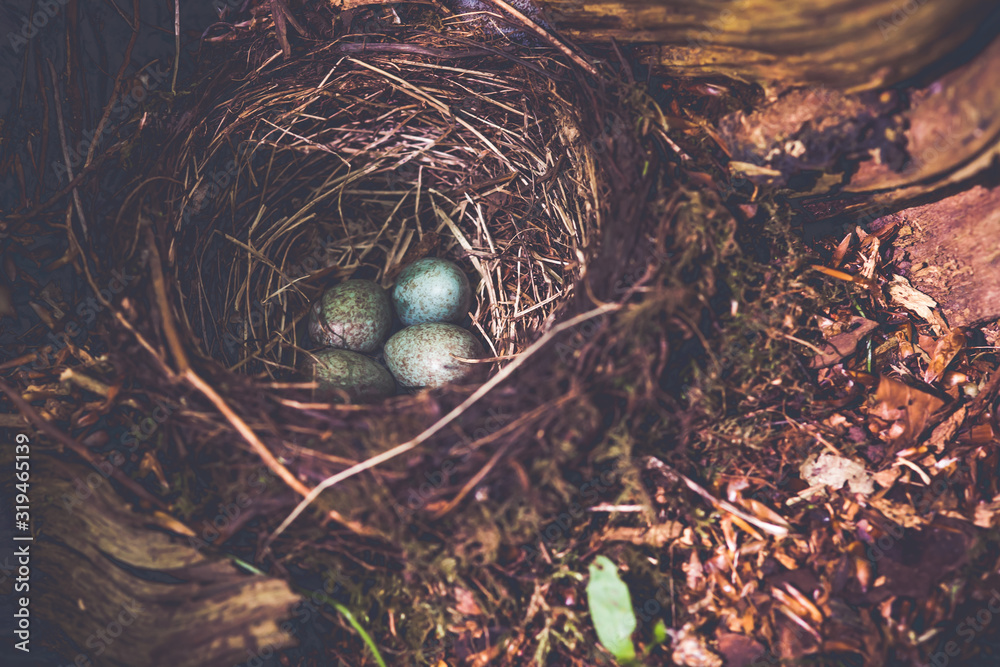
809,316,879,368
859,236,880,282
923,328,965,384
831,232,852,268
715,631,767,667
887,275,948,334
925,406,967,452
670,623,723,667
602,522,683,547
139,451,171,491
0,284,15,318
974,496,1000,529
868,376,946,448
452,587,483,616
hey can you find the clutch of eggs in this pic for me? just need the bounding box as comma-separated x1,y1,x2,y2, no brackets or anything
306,258,483,396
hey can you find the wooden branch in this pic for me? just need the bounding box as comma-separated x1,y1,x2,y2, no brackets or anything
537,0,995,89
717,34,1000,215
876,185,1000,328
25,455,300,667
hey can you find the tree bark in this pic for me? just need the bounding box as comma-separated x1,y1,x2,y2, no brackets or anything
538,0,997,89
717,33,1000,216
26,454,300,667
876,186,1000,329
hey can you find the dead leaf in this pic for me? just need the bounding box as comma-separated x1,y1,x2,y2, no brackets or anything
0,284,15,318
809,316,879,368
715,631,767,667
895,324,918,358
139,452,170,491
602,523,683,547
859,237,880,282
868,497,927,529
800,453,874,495
831,232,852,268
452,587,483,616
871,467,902,490
925,406,966,452
887,275,948,334
670,623,723,667
974,496,1000,529
923,329,965,384
868,376,946,447
745,498,790,528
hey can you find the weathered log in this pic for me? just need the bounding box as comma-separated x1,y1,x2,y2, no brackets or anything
874,185,1000,328
538,0,996,89
25,454,300,667
711,30,1000,329
717,33,1000,217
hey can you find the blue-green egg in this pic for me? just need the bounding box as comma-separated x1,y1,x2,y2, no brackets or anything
392,258,472,326
383,323,483,387
308,279,392,352
308,349,395,402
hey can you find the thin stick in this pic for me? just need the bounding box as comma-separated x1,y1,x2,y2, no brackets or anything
145,226,370,534
0,379,168,511
267,303,620,545
47,61,89,238
480,0,597,76
146,227,190,372
646,457,790,538
86,0,140,169
183,369,304,499
172,0,180,94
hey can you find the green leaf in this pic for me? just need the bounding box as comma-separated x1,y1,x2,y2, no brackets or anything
586,555,637,663
652,619,668,646
227,556,387,667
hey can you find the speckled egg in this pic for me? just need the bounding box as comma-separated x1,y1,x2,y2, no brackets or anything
383,323,483,387
309,349,396,402
392,258,472,326
308,280,391,352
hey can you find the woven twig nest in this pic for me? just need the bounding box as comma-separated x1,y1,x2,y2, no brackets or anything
83,7,738,662
168,53,595,377
104,27,634,531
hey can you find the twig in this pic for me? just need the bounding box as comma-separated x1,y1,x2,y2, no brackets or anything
146,227,190,372
172,0,180,94
347,58,451,115
479,0,597,76
333,43,491,59
430,440,513,519
645,457,790,537
146,229,373,535
409,29,567,81
86,0,140,170
431,394,575,518
267,303,621,546
47,61,89,238
270,0,292,59
0,379,168,511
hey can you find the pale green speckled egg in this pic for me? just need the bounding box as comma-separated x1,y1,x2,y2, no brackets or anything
392,258,471,326
383,323,483,387
308,279,392,353
309,349,396,402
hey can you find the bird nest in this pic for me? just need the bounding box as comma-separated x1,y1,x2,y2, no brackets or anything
90,9,736,664
169,51,596,376
106,27,632,515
